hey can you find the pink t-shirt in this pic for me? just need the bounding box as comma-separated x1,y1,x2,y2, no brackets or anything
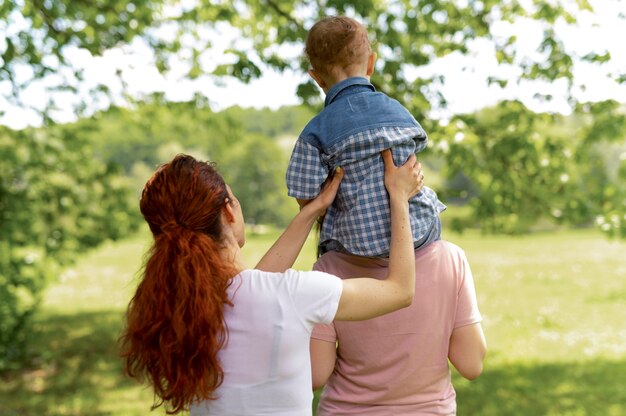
311,240,482,415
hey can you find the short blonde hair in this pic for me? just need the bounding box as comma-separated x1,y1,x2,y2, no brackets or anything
305,16,371,75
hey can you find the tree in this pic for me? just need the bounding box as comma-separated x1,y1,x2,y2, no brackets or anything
573,100,626,238
66,97,312,178
3,1,622,121
436,99,626,235
68,94,243,174
439,101,578,232
2,0,625,236
220,133,298,227
0,125,141,369
58,97,300,225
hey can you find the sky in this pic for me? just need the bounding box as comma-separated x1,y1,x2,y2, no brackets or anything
1,0,625,130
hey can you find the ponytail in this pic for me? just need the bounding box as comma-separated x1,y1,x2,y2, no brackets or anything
119,155,237,414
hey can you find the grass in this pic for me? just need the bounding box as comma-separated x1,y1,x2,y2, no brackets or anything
1,225,625,415
446,229,626,415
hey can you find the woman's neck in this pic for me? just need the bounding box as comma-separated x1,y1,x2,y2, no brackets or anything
222,240,246,274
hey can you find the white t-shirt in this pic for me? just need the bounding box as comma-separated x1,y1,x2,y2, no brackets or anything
190,268,343,416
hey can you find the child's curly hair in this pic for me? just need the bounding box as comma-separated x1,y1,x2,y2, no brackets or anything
305,16,372,75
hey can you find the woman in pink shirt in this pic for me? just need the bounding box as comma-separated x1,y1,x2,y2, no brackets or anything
310,237,487,414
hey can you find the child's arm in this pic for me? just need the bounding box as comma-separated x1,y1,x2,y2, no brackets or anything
286,138,330,207
296,166,340,209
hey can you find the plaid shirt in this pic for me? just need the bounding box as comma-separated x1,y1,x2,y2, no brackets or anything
286,77,446,257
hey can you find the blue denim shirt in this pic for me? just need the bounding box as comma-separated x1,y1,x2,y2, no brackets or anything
286,77,445,257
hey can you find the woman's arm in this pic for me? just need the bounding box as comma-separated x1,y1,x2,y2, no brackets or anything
255,168,344,272
310,151,423,389
448,323,486,380
333,150,422,321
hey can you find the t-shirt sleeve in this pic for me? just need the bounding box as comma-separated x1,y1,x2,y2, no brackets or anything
311,322,337,342
286,139,329,199
285,269,343,328
454,249,482,328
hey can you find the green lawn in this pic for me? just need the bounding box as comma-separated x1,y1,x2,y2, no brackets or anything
1,225,625,415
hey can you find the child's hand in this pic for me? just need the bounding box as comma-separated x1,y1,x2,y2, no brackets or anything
381,149,424,200
303,167,345,218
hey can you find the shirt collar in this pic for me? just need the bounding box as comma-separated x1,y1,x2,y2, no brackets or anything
324,77,376,107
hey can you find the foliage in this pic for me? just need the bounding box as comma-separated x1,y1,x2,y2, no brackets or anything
434,100,626,235
574,100,626,238
0,0,168,115
437,101,579,233
0,125,140,369
70,96,312,175
60,96,300,226
220,133,298,226
66,93,234,173
2,0,625,236
3,1,623,123
57,94,626,234
221,105,314,139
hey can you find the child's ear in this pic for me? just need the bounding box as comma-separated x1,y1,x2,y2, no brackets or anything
308,69,327,90
366,52,377,76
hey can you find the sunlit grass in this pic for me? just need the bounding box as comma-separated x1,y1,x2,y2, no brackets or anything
445,229,626,415
1,225,625,415
454,229,626,364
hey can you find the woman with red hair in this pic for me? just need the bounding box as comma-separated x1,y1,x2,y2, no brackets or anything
119,151,423,415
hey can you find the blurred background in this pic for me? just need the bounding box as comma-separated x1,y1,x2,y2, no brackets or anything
1,0,625,414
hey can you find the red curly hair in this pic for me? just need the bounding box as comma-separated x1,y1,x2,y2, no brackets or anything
119,154,237,414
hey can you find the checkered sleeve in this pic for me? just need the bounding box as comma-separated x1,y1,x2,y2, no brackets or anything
286,139,329,199
413,127,429,153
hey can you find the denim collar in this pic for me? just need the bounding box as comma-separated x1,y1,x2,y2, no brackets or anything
324,77,376,107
